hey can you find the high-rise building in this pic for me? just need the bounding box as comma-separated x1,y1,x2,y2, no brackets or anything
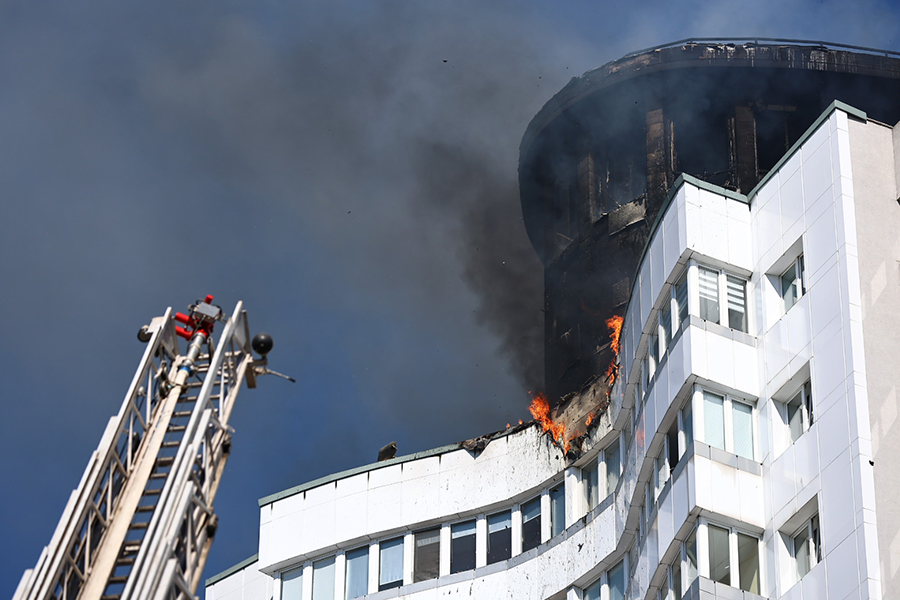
206,40,900,600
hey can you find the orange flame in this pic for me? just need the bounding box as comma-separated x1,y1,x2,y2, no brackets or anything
528,392,570,453
604,315,624,388
585,412,595,426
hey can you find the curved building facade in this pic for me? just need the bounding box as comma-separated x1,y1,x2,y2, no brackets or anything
207,42,900,600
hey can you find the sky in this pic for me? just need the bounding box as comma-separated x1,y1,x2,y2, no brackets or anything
2,1,899,597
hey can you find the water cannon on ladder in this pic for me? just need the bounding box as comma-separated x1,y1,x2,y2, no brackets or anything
14,295,293,600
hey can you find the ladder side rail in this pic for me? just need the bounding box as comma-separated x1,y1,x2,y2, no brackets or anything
127,411,216,600
124,306,247,599
25,312,178,600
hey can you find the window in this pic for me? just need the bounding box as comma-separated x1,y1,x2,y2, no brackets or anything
700,389,755,460
521,497,542,552
737,532,760,593
708,524,730,584
697,265,749,333
792,514,821,579
684,528,698,588
378,537,403,591
583,458,599,511
413,528,440,583
282,566,303,600
450,520,476,573
487,511,512,564
550,484,566,537
605,439,621,496
660,302,672,354
345,547,368,599
583,559,626,600
675,271,689,328
703,522,761,593
782,255,806,311
312,556,335,600
726,275,748,331
785,381,814,443
608,559,626,600
698,266,720,323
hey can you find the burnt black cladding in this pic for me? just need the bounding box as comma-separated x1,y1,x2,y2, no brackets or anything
519,40,900,401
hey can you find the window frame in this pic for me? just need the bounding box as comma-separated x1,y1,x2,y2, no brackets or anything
783,380,814,444
520,496,542,553
697,519,762,594
583,557,627,600
377,537,404,591
412,527,440,583
449,519,477,574
344,546,369,600
695,387,757,460
781,254,806,312
693,262,750,333
790,514,821,580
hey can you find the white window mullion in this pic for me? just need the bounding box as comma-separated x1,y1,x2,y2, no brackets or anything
687,262,700,319
697,520,710,580
719,271,729,326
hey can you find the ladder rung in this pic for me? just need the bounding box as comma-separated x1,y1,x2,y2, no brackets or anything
116,557,135,566
149,471,167,479
145,487,164,495
136,505,156,513
161,441,181,448
101,595,121,600
108,575,129,584
156,457,174,467
173,411,193,418
123,543,141,554
130,522,149,530
167,425,186,432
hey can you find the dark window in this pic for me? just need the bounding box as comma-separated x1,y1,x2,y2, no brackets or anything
450,520,476,573
413,528,440,583
487,512,511,564
521,497,542,552
667,420,679,469
550,484,566,537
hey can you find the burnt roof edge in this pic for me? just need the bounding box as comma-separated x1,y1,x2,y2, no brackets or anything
628,100,867,305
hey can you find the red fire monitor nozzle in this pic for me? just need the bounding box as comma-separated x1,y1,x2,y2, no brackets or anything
174,294,222,340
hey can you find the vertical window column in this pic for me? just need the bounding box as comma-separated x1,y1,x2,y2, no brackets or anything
344,547,368,599
413,528,440,583
521,497,542,552
450,521,476,573
487,511,512,564
550,483,566,537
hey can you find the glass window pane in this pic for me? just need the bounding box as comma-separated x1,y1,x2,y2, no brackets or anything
608,559,626,600
794,528,810,578
682,400,693,451
522,497,542,552
550,484,566,537
345,547,368,599
413,528,440,583
805,381,814,426
699,267,720,323
703,392,726,450
313,556,335,600
732,401,754,459
379,537,403,590
668,421,680,469
726,275,747,332
450,521,476,573
685,529,698,586
811,514,822,563
487,511,512,564
282,566,303,600
655,453,668,499
661,303,672,352
708,525,730,585
737,533,759,593
676,273,689,328
584,577,602,600
606,441,620,496
787,392,804,442
673,560,682,600
584,459,599,510
782,262,798,310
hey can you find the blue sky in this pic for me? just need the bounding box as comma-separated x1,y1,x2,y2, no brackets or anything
2,1,898,596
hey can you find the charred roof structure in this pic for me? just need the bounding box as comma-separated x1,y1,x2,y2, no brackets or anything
520,39,900,402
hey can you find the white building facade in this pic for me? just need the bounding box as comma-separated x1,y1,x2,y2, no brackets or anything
206,102,900,600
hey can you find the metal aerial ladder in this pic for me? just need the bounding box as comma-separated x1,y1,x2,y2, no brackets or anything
13,296,291,600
